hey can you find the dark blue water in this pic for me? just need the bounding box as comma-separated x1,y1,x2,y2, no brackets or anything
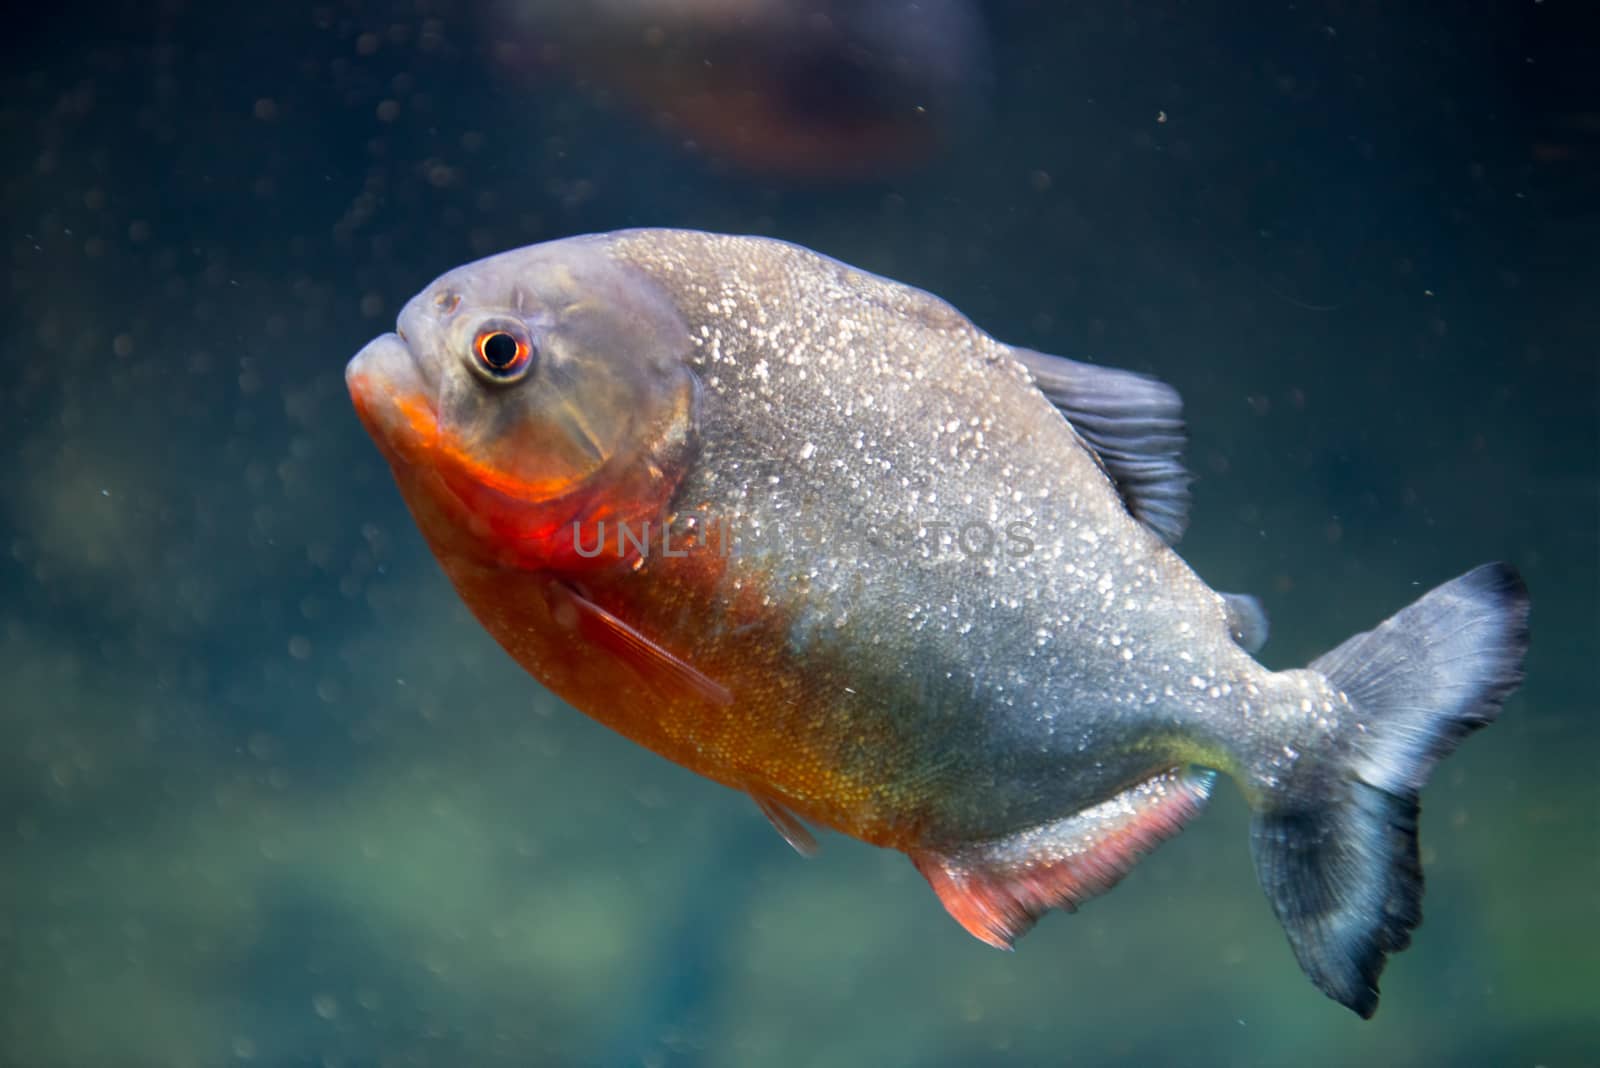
3,2,1594,1065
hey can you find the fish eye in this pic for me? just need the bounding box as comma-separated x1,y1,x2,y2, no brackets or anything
470,322,536,382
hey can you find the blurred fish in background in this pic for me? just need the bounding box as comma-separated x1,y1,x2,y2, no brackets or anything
483,0,990,178
1532,112,1600,164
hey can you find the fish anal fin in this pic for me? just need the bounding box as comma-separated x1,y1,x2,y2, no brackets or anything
753,794,819,857
551,581,733,707
913,767,1215,949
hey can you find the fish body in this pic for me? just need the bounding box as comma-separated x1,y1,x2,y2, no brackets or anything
348,229,1529,1016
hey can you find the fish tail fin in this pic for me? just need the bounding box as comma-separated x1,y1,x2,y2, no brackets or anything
1248,563,1530,1017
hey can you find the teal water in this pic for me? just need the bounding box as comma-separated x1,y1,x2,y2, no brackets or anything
3,3,1595,1065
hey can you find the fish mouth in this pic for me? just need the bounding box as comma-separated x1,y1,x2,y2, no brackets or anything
347,331,586,510
346,331,437,464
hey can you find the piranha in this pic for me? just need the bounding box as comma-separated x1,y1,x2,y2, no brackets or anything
347,229,1529,1017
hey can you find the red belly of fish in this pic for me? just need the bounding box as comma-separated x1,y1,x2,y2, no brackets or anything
430,538,926,852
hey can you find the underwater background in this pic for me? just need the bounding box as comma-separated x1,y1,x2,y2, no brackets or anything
3,1,1595,1065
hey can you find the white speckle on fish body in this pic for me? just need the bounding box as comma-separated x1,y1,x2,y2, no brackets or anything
570,228,1340,833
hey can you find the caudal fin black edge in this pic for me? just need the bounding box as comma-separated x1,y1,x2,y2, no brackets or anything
1251,563,1530,1017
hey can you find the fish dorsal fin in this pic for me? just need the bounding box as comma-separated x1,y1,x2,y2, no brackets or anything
912,767,1214,949
549,582,732,707
753,794,819,857
1012,347,1191,545
1221,591,1270,654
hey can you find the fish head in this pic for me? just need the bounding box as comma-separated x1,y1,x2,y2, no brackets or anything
347,237,699,570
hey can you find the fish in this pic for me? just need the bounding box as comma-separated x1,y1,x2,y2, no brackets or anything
483,0,988,178
346,229,1530,1017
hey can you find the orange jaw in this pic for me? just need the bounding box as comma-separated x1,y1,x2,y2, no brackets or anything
349,341,686,574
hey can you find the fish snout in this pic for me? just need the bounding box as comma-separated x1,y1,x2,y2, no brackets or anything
346,332,436,460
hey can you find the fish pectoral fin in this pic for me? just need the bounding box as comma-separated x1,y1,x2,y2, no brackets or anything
752,794,819,857
911,767,1215,949
1011,346,1191,545
550,581,733,707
